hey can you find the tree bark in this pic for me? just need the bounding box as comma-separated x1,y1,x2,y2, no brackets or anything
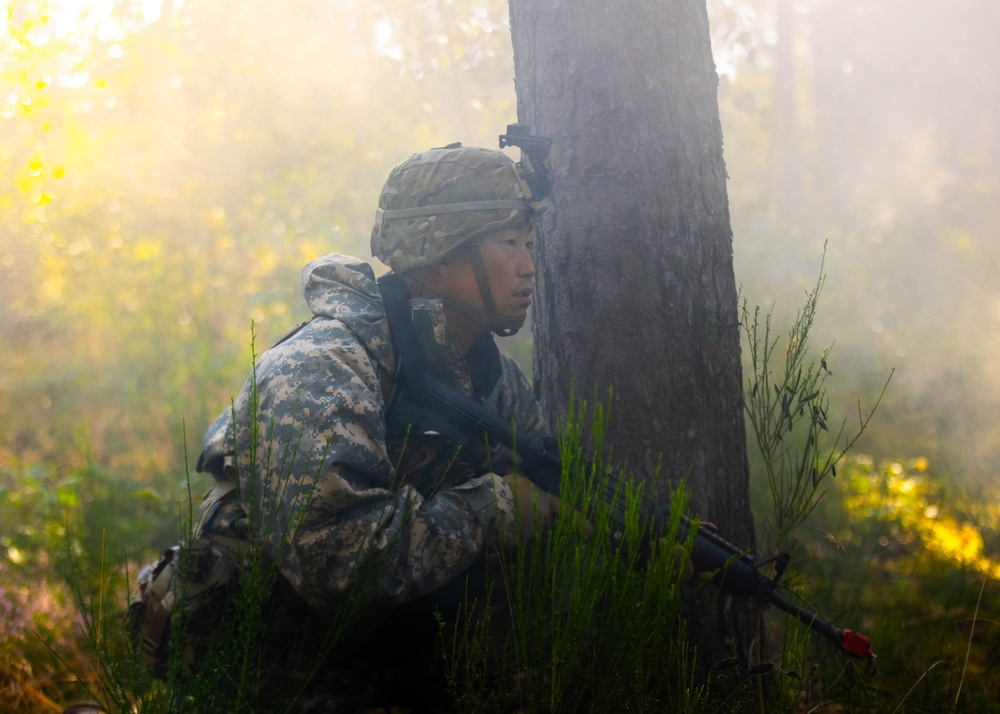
509,0,756,667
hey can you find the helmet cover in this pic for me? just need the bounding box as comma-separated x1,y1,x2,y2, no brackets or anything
371,144,536,273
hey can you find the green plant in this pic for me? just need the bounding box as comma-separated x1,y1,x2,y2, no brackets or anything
0,452,176,710
741,249,891,556
70,327,374,713
440,398,812,713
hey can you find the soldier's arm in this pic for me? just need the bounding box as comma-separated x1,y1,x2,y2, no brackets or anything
234,323,515,611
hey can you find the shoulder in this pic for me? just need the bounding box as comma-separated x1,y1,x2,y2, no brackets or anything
244,317,387,428
489,352,542,429
299,253,393,372
497,352,532,391
257,317,381,385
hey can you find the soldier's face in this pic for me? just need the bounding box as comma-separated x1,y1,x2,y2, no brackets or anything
445,224,536,329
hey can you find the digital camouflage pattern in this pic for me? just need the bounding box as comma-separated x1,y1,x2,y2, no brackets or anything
370,145,536,273
200,253,542,612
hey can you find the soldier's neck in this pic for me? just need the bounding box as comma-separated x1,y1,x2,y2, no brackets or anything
443,308,488,354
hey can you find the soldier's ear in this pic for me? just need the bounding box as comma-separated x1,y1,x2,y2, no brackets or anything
429,255,454,280
407,259,451,294
425,248,475,290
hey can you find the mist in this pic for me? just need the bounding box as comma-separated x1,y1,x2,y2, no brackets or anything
715,0,1000,487
3,1,1000,707
1,0,998,485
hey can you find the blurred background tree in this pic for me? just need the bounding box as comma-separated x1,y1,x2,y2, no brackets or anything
2,0,999,589
4,0,999,502
713,0,1000,487
0,0,518,484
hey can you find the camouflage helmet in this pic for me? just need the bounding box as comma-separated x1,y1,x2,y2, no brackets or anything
371,144,537,273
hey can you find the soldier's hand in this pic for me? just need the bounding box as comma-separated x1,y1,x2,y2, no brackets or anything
669,543,695,581
499,473,593,546
501,473,560,545
658,540,713,585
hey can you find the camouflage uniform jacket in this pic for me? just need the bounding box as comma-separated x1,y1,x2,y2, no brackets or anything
199,253,539,614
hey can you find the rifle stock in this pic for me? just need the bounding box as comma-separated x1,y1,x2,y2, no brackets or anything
415,373,876,670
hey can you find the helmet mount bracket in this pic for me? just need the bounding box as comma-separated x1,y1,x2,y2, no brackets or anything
499,124,553,204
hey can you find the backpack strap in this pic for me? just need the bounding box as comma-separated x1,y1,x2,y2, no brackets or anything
376,272,507,449
377,273,435,443
377,272,427,388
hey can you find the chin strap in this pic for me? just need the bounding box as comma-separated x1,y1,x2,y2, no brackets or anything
406,242,525,338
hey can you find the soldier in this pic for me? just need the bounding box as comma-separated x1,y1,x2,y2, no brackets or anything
194,141,561,711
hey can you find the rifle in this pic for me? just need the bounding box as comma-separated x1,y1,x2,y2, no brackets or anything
413,370,876,671
376,273,876,673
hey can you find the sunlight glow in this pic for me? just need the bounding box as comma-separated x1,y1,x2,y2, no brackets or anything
373,18,403,61
843,457,1000,578
3,0,162,52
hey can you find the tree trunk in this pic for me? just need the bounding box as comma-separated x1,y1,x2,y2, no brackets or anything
509,0,756,667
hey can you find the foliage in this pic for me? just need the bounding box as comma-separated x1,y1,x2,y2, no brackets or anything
0,456,174,710
0,0,519,481
742,250,890,556
738,261,997,712
782,454,1000,713
442,400,809,714
740,279,1000,712
716,0,1000,477
0,554,84,712
2,0,1000,711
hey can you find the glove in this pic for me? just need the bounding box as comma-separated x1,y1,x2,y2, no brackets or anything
668,543,695,581
659,540,714,585
500,473,561,545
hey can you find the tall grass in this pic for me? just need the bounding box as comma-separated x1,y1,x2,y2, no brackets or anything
65,329,374,713
440,398,813,713
12,278,1000,712
65,391,810,712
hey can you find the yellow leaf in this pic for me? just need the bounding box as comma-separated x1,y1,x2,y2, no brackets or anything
133,240,163,261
